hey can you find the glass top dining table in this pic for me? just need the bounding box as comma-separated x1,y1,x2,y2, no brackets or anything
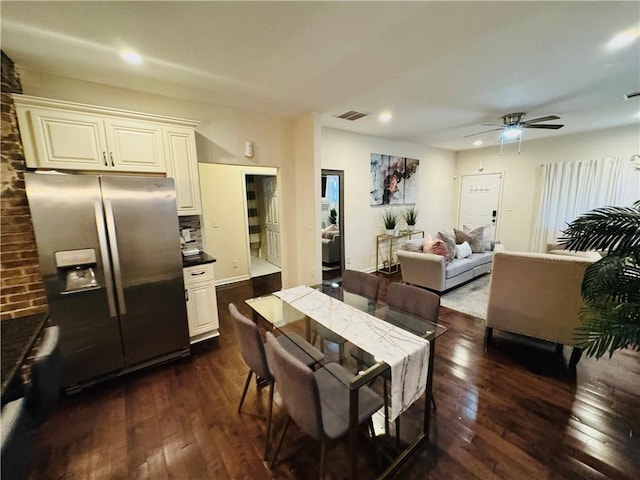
246,281,448,479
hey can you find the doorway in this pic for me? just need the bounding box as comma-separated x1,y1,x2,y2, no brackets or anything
321,169,345,281
458,173,503,239
244,173,281,278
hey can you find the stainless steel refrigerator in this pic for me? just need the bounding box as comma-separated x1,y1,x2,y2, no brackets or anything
25,173,190,392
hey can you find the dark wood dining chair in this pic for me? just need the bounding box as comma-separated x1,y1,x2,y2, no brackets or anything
228,303,324,459
265,331,383,478
315,270,380,361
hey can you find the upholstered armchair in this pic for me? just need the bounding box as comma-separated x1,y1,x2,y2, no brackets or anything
485,248,600,366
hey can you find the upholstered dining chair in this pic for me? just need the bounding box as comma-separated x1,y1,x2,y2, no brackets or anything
265,331,383,478
315,270,380,361
350,282,440,442
26,326,62,428
228,303,323,459
1,398,31,480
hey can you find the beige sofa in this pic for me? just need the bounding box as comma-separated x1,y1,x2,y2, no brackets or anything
485,247,600,366
397,248,493,293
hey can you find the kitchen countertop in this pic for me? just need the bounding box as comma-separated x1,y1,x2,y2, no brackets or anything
1,312,49,398
182,251,217,268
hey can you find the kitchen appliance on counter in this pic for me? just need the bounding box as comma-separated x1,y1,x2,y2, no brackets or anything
25,173,190,393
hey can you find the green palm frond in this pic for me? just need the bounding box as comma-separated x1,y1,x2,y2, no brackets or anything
563,200,640,360
560,200,640,254
581,252,640,304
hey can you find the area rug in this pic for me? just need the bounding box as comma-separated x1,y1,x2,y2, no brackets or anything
440,274,490,320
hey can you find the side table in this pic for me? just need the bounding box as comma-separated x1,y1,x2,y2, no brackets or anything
375,230,424,274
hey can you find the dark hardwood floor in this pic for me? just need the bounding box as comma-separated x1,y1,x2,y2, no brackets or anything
28,272,640,479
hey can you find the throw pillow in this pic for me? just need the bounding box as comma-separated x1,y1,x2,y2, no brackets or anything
321,224,337,239
403,238,425,252
437,230,456,256
421,232,435,252
463,224,492,251
454,226,485,253
455,241,472,259
425,238,451,263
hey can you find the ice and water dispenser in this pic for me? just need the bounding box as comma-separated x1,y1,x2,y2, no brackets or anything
55,249,100,294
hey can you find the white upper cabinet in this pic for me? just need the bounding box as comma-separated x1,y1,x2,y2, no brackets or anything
164,126,202,215
103,118,165,172
21,107,111,170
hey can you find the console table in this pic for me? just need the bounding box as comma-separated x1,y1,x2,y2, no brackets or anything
376,229,424,274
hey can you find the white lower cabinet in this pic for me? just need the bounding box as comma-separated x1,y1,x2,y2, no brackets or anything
183,263,220,343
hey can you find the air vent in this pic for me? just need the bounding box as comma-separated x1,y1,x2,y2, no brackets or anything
623,91,640,100
333,109,369,121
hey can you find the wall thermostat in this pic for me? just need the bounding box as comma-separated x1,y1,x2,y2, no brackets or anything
244,141,254,158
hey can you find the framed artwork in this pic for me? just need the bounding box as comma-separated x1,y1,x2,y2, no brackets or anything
370,153,420,205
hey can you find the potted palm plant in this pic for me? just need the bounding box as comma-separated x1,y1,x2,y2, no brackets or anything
328,208,337,226
561,200,640,360
403,206,418,231
381,209,399,236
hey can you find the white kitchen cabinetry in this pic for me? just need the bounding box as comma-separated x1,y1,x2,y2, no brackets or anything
183,263,219,343
15,99,166,173
13,96,203,210
164,126,202,215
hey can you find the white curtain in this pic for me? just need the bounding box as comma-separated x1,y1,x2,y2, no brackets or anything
530,156,639,252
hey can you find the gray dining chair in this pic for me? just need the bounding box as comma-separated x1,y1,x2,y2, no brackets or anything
315,270,379,361
228,303,324,459
386,282,440,323
384,282,440,441
265,331,383,478
26,325,62,428
1,398,30,480
350,282,440,442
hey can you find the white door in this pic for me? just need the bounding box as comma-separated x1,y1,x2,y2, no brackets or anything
458,173,503,240
263,176,281,267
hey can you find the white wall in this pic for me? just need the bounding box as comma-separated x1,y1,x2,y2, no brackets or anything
321,128,457,272
199,164,277,283
456,125,640,251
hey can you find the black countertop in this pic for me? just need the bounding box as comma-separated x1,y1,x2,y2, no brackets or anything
1,312,49,396
182,251,217,268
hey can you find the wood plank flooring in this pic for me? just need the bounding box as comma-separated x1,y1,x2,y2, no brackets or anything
27,272,640,479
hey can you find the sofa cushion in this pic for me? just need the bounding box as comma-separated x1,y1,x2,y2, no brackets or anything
455,241,473,259
437,230,456,256
445,257,475,278
454,226,485,253
403,238,425,252
468,252,493,267
425,238,451,263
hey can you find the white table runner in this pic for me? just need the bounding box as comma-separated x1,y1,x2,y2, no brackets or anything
274,285,429,420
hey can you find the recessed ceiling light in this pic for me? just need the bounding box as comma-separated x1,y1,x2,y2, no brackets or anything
378,112,392,123
473,140,483,147
121,51,142,64
607,29,639,49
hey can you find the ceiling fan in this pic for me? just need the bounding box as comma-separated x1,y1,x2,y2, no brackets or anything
465,112,564,138
465,112,564,153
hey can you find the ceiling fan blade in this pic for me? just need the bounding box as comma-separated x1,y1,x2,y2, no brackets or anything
481,123,503,126
464,128,504,138
523,115,560,124
523,124,564,129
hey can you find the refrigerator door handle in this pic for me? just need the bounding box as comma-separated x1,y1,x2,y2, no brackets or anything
94,200,117,318
103,199,127,315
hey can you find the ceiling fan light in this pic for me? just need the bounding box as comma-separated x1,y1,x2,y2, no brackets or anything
501,126,522,140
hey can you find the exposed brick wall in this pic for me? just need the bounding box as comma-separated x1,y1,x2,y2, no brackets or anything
1,51,48,320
